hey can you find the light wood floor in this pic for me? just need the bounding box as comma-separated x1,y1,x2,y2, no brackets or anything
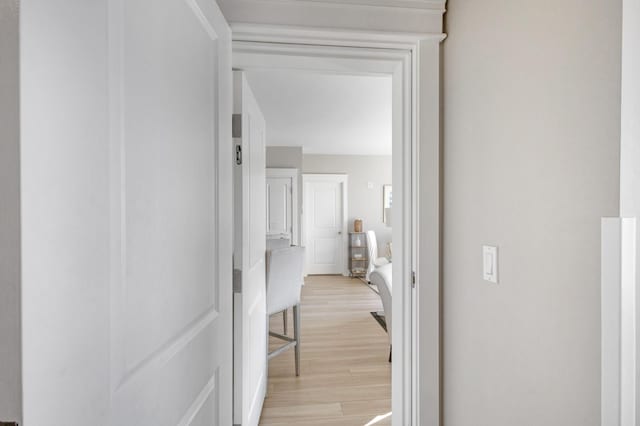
259,275,392,426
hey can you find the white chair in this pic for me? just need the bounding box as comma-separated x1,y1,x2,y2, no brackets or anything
266,237,291,331
366,230,390,281
265,246,305,376
369,263,392,362
266,237,291,250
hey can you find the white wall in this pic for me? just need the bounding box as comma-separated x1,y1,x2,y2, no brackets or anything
303,154,392,252
266,146,303,170
0,0,22,422
443,1,622,425
21,0,111,423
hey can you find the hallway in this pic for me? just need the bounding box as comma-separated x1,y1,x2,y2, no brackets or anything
260,275,392,425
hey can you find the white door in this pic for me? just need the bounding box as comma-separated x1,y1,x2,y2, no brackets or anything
303,174,348,275
108,0,233,425
266,176,292,241
233,71,267,426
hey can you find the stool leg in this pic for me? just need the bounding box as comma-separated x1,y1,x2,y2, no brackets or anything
283,309,288,335
265,313,270,395
293,304,301,376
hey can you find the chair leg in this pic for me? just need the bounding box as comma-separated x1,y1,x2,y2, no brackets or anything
283,309,288,335
293,304,301,376
265,314,270,395
388,345,392,363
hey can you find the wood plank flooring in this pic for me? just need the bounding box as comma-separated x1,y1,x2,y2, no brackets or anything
260,275,392,426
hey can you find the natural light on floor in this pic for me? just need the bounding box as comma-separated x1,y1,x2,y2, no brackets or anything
364,411,392,426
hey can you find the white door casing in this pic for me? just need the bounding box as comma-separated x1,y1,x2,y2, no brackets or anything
266,168,299,244
232,32,444,426
233,71,268,426
108,0,233,424
302,174,348,276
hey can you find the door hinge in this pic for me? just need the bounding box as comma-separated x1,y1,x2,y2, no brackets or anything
235,145,242,165
232,114,242,138
412,271,416,288
233,268,242,293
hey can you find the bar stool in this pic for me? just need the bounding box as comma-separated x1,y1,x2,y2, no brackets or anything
265,246,305,376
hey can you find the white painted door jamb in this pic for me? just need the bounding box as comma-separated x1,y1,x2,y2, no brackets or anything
602,218,637,426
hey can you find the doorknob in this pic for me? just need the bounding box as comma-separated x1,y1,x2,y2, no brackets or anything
338,231,342,235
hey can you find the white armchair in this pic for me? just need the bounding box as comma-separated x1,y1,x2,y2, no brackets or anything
366,230,390,281
369,263,392,362
265,246,305,376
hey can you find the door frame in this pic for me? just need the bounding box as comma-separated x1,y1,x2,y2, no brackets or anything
266,167,300,245
232,71,268,426
231,25,443,426
301,173,349,277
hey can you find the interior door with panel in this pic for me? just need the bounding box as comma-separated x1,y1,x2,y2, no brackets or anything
266,175,292,241
108,0,233,424
233,71,268,426
303,174,347,275
266,168,299,246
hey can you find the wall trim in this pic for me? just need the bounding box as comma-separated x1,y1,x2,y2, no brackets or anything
231,23,446,49
219,0,446,36
602,217,637,426
249,0,446,12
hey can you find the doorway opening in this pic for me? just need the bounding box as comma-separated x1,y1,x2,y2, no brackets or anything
256,69,394,425
231,23,443,426
232,31,423,425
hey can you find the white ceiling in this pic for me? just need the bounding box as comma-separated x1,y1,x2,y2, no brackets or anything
246,71,392,156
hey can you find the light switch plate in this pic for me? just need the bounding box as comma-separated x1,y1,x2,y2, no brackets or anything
483,245,498,283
